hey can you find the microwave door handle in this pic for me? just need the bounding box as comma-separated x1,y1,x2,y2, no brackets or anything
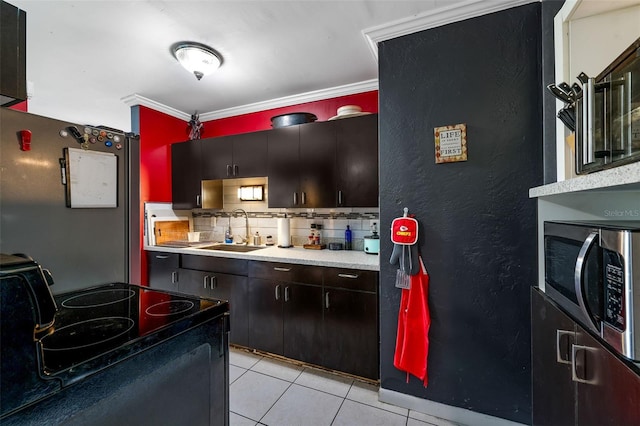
585,78,595,164
574,231,601,334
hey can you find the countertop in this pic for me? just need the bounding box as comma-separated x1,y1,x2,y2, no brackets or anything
529,162,640,198
145,243,380,271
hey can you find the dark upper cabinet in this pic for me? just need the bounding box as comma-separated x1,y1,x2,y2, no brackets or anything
0,1,27,107
267,115,378,208
299,121,336,208
335,114,378,207
201,131,268,180
267,126,300,208
171,140,202,210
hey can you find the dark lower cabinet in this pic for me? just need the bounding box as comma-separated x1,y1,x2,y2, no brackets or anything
532,288,640,426
323,288,377,379
146,252,179,292
178,268,249,346
248,261,379,379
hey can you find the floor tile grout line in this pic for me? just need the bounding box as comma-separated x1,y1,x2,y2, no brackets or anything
256,379,297,425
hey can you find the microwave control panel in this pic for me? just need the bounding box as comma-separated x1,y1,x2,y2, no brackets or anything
604,249,625,331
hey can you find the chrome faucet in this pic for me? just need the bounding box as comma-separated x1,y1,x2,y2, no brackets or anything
232,209,249,245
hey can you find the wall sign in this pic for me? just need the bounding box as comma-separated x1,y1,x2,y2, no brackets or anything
434,123,467,163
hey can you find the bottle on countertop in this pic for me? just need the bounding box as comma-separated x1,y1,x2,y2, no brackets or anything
225,227,233,244
309,223,317,245
253,232,261,246
345,225,352,250
315,224,322,245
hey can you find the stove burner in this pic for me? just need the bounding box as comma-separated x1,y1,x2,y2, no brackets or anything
41,316,135,351
61,289,136,309
145,300,196,317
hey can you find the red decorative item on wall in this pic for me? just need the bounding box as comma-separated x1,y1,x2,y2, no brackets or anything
19,130,32,151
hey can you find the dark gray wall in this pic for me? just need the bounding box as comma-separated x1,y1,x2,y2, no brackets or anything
378,4,542,424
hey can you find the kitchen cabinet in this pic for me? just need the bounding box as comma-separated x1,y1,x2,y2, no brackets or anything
153,254,248,346
323,268,378,379
201,131,268,180
266,126,300,208
299,121,336,207
0,1,27,106
146,252,179,292
267,116,377,208
531,288,640,426
171,140,202,210
248,261,324,365
334,114,378,207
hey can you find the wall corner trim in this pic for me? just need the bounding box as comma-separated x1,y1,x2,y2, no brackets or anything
121,94,191,122
362,0,539,59
378,387,526,426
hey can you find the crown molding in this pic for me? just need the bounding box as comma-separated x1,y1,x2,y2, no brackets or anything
122,79,378,122
121,94,192,121
362,0,538,60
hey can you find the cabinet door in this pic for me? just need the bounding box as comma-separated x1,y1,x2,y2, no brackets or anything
232,131,268,178
248,277,284,355
323,288,378,379
146,252,179,292
335,114,378,207
201,136,233,180
171,140,202,209
531,289,576,426
0,1,27,106
177,268,211,298
299,121,336,207
575,325,640,426
267,126,300,208
210,272,249,347
283,283,324,366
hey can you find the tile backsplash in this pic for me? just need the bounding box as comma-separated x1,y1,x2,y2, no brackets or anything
189,177,380,249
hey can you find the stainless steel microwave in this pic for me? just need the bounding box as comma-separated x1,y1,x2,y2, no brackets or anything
575,38,640,174
544,221,640,361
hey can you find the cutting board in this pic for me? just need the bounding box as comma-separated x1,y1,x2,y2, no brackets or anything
154,220,189,245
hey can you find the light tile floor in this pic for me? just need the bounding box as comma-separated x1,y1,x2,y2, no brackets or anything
229,348,465,426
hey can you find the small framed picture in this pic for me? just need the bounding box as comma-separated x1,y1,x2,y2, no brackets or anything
434,123,467,163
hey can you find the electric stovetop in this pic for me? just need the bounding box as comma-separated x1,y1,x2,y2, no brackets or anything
40,282,228,385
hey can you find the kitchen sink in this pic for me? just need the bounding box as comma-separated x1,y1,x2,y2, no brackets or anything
198,244,266,253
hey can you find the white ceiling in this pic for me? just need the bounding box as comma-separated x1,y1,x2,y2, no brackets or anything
10,0,529,131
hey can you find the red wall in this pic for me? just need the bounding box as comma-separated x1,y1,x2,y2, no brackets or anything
137,105,190,284
205,91,378,137
137,90,378,284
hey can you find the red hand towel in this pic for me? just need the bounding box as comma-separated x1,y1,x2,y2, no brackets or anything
393,256,431,386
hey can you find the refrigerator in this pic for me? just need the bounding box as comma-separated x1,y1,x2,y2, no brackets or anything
0,107,140,293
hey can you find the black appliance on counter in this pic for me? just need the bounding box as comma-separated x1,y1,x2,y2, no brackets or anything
0,254,230,425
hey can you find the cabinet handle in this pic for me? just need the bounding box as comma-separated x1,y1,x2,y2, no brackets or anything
234,164,239,176
338,273,359,279
293,192,298,205
275,285,281,300
556,329,574,364
155,255,170,259
203,275,209,289
585,78,595,164
325,292,330,309
211,276,217,289
226,164,232,177
284,286,290,302
171,271,177,284
301,192,306,205
571,344,598,384
273,267,291,272
196,195,201,207
338,190,343,206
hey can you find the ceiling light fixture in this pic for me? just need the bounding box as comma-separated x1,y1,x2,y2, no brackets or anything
171,41,222,80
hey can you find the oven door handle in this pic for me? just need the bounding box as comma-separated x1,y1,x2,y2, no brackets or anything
574,231,601,334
